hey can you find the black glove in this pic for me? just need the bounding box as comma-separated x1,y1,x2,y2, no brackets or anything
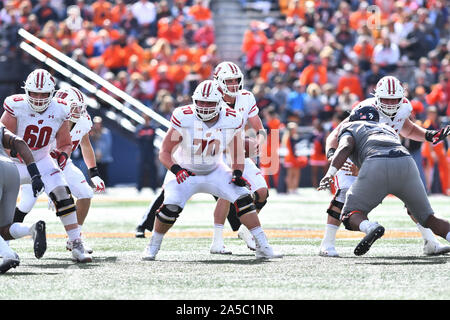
231,169,251,188
27,163,44,197
425,126,450,145
170,164,195,184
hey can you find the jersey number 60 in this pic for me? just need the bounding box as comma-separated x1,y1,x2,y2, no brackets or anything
23,125,52,150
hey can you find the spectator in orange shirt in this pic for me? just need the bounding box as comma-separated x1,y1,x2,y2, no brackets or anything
157,16,184,46
286,0,306,22
242,20,268,53
188,0,212,22
282,122,308,194
167,55,190,85
352,35,374,71
91,0,112,28
336,63,364,100
110,0,128,27
123,35,145,64
298,57,328,87
349,1,370,30
426,74,450,116
192,55,214,80
421,106,449,195
102,37,128,73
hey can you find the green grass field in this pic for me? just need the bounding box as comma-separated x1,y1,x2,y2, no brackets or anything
2,187,450,301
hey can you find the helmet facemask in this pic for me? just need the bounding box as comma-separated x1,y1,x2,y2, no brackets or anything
373,76,404,117
55,86,86,123
23,69,55,112
214,62,244,98
192,80,222,122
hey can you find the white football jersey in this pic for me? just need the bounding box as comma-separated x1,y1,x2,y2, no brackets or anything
49,112,93,153
170,103,244,175
228,89,259,125
355,97,412,134
3,94,70,162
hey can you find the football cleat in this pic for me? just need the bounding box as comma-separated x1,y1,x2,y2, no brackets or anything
319,246,339,257
135,226,146,238
354,223,385,256
238,225,256,251
0,253,20,274
142,245,159,261
255,244,283,259
423,240,450,256
210,243,232,255
66,239,93,254
70,239,92,263
31,220,47,259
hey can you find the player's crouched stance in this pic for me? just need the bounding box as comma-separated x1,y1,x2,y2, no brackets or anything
142,80,282,261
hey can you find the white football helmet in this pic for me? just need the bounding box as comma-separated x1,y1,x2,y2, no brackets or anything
192,80,222,121
55,86,87,122
213,61,244,97
23,69,56,112
373,76,404,116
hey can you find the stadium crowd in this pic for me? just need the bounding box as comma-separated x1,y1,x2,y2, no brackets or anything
0,0,449,195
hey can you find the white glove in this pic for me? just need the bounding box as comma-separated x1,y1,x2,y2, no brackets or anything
91,176,105,193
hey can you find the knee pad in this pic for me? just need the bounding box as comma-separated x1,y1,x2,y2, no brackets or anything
49,186,76,217
156,204,182,225
340,210,361,230
254,189,268,210
234,194,256,217
327,192,344,220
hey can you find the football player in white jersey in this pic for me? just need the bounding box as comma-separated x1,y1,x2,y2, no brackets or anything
142,80,281,261
1,69,91,263
319,75,450,257
209,61,269,254
14,86,105,255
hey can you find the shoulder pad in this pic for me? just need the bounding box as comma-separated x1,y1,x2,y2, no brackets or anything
171,105,195,128
51,98,71,120
221,107,244,129
3,95,26,116
239,89,252,96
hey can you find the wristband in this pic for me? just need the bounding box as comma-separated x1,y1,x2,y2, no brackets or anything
27,162,40,178
89,166,100,178
326,166,338,177
326,148,336,160
170,164,183,175
256,130,267,141
232,169,243,177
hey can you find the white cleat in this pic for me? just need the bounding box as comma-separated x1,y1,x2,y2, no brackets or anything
70,239,93,263
319,246,339,257
66,239,93,254
0,253,20,274
210,243,232,255
423,240,450,256
142,245,159,261
238,225,256,251
255,244,283,259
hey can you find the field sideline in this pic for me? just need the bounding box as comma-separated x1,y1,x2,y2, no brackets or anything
2,187,450,302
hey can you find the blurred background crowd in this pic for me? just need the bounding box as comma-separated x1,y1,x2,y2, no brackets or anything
0,0,449,195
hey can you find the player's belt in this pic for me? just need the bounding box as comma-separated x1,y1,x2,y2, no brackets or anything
369,150,409,159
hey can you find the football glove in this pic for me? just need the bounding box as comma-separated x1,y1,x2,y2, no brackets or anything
89,167,106,193
27,163,45,197
56,151,69,170
231,170,251,188
425,125,450,145
170,164,195,184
